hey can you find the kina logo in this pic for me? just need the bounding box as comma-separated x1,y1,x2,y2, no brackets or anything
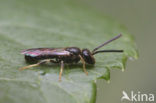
121,90,155,102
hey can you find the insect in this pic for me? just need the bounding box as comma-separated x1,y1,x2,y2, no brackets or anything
19,34,123,81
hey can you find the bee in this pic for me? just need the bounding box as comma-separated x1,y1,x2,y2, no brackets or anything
19,34,123,81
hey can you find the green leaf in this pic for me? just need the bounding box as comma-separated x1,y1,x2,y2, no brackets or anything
0,0,138,103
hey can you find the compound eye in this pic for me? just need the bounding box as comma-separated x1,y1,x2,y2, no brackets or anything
82,49,95,64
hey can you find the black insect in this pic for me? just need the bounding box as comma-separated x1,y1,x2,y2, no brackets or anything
19,34,123,81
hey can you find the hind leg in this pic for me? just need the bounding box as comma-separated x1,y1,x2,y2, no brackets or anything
19,59,54,71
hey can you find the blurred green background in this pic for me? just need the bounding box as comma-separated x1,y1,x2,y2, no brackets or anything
83,0,156,103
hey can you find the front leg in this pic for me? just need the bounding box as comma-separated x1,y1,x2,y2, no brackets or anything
79,55,88,75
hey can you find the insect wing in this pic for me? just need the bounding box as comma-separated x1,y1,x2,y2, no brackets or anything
21,48,70,57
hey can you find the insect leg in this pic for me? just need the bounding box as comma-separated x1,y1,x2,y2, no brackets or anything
79,55,88,75
59,61,64,81
50,59,59,63
19,59,52,71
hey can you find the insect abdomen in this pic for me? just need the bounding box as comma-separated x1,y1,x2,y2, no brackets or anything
25,55,56,64
25,56,39,64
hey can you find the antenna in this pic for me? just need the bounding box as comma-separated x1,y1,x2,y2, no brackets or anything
92,50,123,55
92,34,122,53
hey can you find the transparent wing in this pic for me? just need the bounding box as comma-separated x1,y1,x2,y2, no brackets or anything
21,48,70,57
